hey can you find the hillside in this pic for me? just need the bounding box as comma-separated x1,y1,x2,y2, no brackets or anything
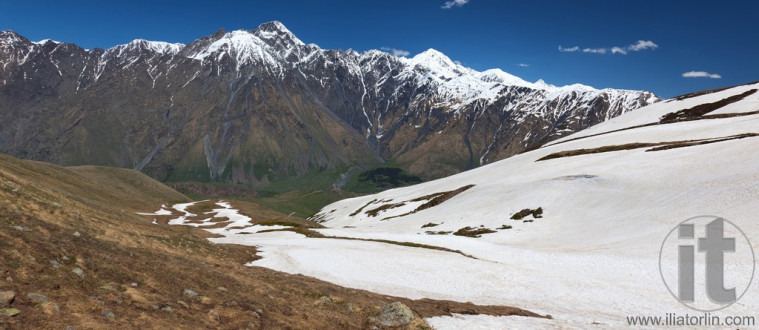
0,153,542,328
159,82,759,328
0,23,657,187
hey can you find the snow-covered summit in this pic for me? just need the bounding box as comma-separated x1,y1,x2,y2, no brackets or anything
119,39,185,55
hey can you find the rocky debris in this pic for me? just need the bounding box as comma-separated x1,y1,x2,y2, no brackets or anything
372,302,415,327
183,289,198,297
130,282,138,287
71,268,84,278
12,226,28,232
50,260,61,269
102,310,116,319
73,231,81,237
0,291,14,306
217,286,227,291
161,306,173,313
27,293,49,304
0,308,20,317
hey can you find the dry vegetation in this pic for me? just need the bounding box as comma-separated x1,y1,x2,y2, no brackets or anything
452,227,497,238
659,89,757,123
0,154,545,329
538,134,759,161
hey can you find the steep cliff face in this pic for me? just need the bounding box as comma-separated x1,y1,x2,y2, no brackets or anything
0,22,658,186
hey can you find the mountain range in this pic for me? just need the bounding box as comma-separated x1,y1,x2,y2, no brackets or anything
0,21,658,187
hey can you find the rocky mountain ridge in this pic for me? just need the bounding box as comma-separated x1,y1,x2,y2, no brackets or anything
0,21,659,186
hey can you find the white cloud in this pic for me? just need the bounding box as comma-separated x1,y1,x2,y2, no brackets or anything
517,63,529,67
611,47,627,55
558,46,580,52
583,47,606,54
441,0,469,9
380,47,410,57
559,40,658,55
628,40,658,52
682,71,722,79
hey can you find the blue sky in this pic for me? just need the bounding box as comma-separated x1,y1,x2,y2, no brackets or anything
1,0,757,97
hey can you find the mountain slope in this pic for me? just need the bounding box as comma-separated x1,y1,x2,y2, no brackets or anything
0,153,543,328
223,82,758,327
0,23,658,186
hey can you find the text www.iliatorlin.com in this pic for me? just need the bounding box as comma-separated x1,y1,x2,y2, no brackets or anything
627,313,755,326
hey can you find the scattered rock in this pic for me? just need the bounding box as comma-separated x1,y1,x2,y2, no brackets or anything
161,306,173,313
372,301,414,327
102,310,115,319
314,295,333,306
12,226,28,232
51,202,61,208
50,260,61,269
73,231,81,237
71,268,84,278
0,308,20,317
177,300,189,309
27,293,49,304
130,282,138,287
223,301,238,307
208,310,221,323
255,308,263,314
183,289,198,297
217,286,227,291
11,188,18,193
0,291,14,306
64,326,75,330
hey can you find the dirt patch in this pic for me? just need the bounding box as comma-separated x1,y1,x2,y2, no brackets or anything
538,133,759,161
453,227,497,238
511,208,543,220
660,89,757,123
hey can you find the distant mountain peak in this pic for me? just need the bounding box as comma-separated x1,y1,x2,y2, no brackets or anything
119,39,185,55
0,30,28,46
253,21,304,47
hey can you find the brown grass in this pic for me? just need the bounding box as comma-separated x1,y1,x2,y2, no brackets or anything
538,133,759,161
660,89,757,123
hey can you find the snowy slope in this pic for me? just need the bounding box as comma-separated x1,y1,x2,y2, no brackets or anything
292,82,757,327
142,82,759,328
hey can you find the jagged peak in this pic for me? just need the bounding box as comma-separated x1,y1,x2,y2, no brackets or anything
33,39,61,45
478,68,531,86
410,48,454,64
253,21,304,46
117,39,185,54
0,30,29,45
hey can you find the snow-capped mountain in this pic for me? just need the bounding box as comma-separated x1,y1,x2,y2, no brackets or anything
0,22,658,185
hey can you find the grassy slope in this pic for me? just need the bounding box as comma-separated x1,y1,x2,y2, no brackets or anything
0,154,541,329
